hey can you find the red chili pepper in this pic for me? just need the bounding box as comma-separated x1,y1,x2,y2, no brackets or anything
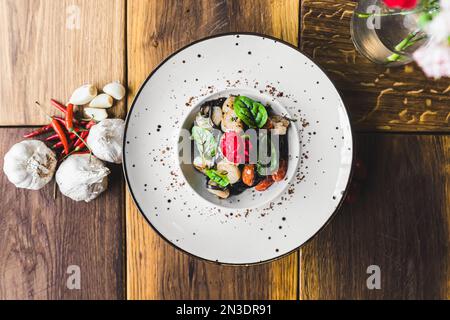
74,130,89,148
53,116,66,125
45,133,60,142
66,103,74,131
23,124,52,138
85,120,96,129
50,99,67,114
46,129,79,142
45,133,77,141
50,118,69,154
52,141,63,149
72,150,90,155
49,132,77,142
73,131,91,152
54,115,80,125
74,137,88,151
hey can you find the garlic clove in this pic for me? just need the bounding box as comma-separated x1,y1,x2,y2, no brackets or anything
83,107,108,121
88,93,113,109
69,84,98,105
103,81,126,100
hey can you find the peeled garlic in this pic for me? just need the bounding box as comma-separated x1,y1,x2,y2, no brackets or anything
89,93,113,109
103,81,126,100
3,140,57,190
87,119,124,164
69,84,97,105
83,107,108,121
56,154,110,202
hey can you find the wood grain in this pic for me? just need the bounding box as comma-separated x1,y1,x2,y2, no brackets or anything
2,0,447,301
126,0,299,299
0,128,124,299
0,0,126,125
300,134,450,299
301,0,450,132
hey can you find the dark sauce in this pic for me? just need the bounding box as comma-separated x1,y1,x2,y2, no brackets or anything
200,97,226,109
229,181,248,196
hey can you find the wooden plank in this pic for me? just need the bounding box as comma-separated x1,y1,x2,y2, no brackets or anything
301,0,450,132
0,128,124,299
0,0,126,125
127,0,299,299
300,134,450,299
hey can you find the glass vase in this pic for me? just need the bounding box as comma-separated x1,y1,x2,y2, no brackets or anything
351,0,428,66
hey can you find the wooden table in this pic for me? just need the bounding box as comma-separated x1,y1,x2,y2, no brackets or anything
0,0,448,300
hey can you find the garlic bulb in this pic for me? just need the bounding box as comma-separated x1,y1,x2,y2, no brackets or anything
56,154,110,202
103,81,126,100
89,93,113,109
69,84,97,105
87,119,124,164
3,140,57,190
83,107,108,121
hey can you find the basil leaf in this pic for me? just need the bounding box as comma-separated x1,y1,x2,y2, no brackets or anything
205,169,230,188
234,98,256,127
191,126,216,157
233,96,268,128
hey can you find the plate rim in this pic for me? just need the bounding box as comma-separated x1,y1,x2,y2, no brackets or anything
122,31,355,266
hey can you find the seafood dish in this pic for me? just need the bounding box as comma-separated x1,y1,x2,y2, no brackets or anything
190,95,291,199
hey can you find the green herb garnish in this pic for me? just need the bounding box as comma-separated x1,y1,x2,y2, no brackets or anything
191,126,216,158
233,96,268,128
205,169,230,188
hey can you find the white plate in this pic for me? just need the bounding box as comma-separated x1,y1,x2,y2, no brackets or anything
123,33,353,265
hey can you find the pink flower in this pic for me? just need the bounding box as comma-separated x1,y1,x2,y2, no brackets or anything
413,43,450,79
383,0,418,9
426,11,450,44
441,0,450,11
